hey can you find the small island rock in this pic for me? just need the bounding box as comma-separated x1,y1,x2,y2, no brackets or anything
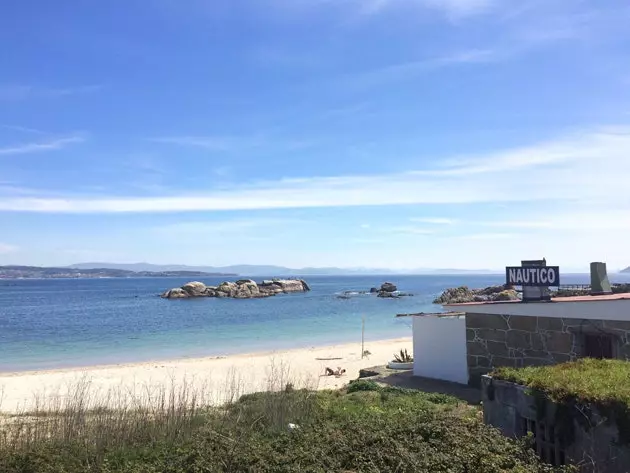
161,278,310,300
433,285,520,304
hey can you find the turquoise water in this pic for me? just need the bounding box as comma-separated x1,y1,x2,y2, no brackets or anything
2,274,628,371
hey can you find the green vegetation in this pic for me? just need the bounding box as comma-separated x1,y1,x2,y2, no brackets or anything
492,358,630,408
0,383,568,472
393,348,414,363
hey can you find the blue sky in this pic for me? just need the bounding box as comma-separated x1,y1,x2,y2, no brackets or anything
1,0,630,271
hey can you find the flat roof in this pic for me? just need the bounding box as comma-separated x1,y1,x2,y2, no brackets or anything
403,311,465,317
445,292,630,307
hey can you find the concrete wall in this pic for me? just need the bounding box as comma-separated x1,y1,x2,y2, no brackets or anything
467,313,630,385
482,376,630,472
413,316,468,384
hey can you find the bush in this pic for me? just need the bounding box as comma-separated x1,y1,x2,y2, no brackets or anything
0,384,570,472
347,379,381,393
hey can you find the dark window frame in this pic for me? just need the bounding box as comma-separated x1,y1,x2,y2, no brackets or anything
582,333,615,359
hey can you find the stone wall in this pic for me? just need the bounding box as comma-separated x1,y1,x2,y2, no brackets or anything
466,313,630,385
482,376,630,472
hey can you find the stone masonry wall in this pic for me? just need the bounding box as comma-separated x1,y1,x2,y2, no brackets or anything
466,313,630,385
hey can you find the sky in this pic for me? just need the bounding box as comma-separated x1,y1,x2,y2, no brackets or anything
1,0,630,271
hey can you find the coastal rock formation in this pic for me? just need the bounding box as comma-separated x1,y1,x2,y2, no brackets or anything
161,278,310,299
376,282,412,298
433,285,520,304
379,282,397,293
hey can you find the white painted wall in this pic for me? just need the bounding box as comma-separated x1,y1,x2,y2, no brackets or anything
412,316,468,384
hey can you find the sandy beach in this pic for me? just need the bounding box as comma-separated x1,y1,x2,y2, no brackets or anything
0,337,412,413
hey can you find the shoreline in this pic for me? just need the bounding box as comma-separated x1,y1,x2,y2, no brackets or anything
0,336,410,377
0,337,412,413
0,329,411,374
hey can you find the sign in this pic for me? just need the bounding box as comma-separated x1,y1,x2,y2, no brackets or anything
506,266,560,287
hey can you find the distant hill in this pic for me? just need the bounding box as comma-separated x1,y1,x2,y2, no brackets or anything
0,265,234,280
68,262,498,276
622,267,630,274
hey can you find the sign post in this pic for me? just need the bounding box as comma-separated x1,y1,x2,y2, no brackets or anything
506,261,560,302
361,314,365,359
505,266,560,286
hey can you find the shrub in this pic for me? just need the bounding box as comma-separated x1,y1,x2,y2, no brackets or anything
0,381,569,472
393,348,414,363
347,379,381,393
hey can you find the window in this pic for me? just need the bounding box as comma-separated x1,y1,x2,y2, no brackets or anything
583,334,614,359
518,415,566,466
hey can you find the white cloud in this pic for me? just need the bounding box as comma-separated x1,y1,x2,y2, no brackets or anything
410,217,455,225
154,218,310,238
387,226,435,235
1,126,629,213
150,136,236,151
481,210,630,231
418,0,495,19
341,48,497,89
0,137,84,156
456,233,515,240
0,242,18,254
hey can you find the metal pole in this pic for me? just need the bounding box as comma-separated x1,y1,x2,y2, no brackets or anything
361,314,365,359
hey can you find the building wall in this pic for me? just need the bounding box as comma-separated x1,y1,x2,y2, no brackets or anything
413,316,468,384
482,376,630,472
466,313,630,385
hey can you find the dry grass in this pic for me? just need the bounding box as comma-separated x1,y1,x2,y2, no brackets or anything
0,359,315,456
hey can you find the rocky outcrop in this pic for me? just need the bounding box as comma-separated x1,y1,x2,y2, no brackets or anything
161,278,310,299
376,282,412,298
433,285,520,304
379,282,397,293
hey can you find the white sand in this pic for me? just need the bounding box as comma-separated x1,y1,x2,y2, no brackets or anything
0,337,412,413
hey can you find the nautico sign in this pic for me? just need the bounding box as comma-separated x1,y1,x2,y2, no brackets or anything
505,266,560,287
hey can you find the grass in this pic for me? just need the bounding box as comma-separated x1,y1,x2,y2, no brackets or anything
0,375,570,472
492,358,630,408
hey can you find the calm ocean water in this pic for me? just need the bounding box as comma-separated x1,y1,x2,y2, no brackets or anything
2,273,630,372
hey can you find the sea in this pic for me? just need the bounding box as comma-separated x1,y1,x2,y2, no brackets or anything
2,274,630,372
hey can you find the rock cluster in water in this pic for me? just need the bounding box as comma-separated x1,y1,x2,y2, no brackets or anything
377,282,413,298
335,282,413,299
433,285,520,304
161,279,310,299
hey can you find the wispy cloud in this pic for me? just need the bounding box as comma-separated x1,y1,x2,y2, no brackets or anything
155,218,309,236
0,125,50,135
0,242,18,254
386,226,435,235
417,0,495,19
1,126,629,213
481,210,630,231
410,217,455,225
150,134,316,153
0,136,84,156
456,233,515,240
290,0,496,19
150,136,237,151
0,84,101,101
341,48,497,89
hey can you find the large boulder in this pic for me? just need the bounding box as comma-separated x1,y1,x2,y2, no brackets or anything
161,287,189,299
181,281,207,296
380,282,397,293
275,279,309,293
433,286,475,304
216,281,237,295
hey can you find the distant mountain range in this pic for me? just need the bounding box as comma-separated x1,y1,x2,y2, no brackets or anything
68,262,500,276
622,267,630,274
0,265,235,280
